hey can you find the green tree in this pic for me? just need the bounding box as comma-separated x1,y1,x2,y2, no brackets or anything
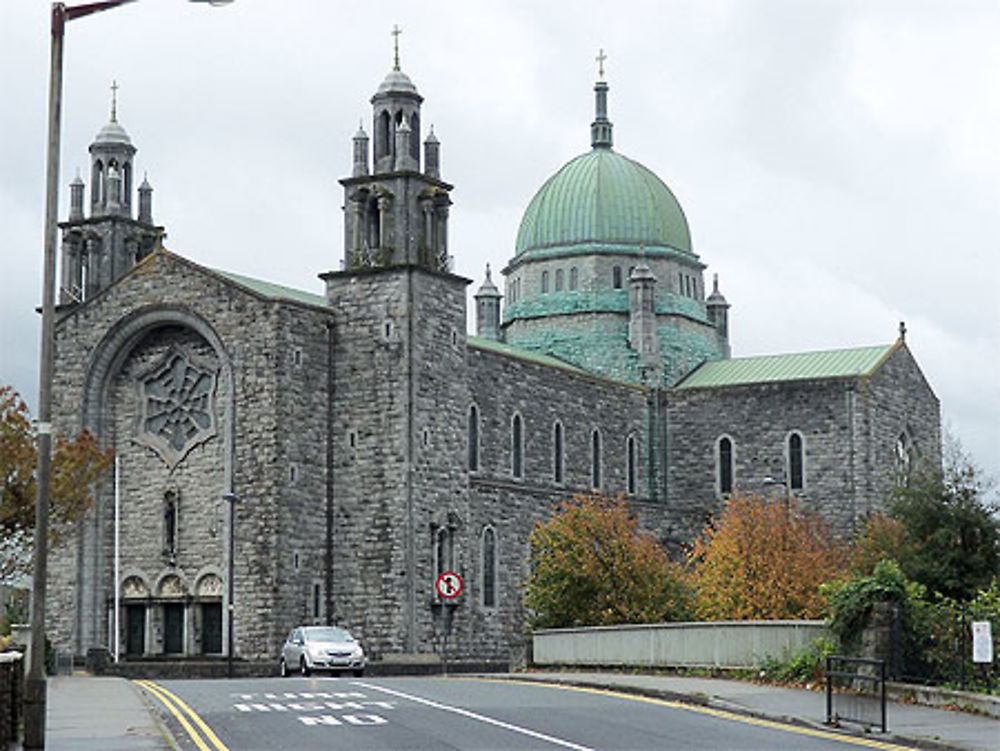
524,493,691,629
687,493,847,620
0,385,113,583
887,439,999,600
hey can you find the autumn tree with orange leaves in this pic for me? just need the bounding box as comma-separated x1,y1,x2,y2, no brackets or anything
686,493,847,620
1,385,113,583
525,493,691,628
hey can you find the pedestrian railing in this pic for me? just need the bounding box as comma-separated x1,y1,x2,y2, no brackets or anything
825,655,887,733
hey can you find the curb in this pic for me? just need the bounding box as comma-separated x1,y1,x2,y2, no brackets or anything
486,673,970,751
130,679,182,751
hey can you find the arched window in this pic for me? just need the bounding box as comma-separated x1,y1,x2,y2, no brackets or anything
376,110,391,162
468,405,479,471
541,270,549,293
591,429,602,489
92,160,104,206
511,414,524,479
409,112,421,162
717,436,734,495
434,526,453,585
481,526,497,609
553,421,564,484
569,267,578,290
788,432,804,490
163,490,178,558
555,269,564,291
626,434,638,495
894,432,913,487
613,266,623,289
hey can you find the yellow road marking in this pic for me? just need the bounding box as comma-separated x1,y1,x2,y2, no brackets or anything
135,679,230,751
467,678,915,751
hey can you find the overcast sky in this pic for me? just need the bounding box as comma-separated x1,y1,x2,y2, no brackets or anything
2,0,997,482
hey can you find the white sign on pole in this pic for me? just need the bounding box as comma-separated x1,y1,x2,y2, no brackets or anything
971,621,993,664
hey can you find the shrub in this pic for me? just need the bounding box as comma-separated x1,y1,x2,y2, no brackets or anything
687,493,847,620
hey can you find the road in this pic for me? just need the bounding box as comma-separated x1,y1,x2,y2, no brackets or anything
137,675,915,751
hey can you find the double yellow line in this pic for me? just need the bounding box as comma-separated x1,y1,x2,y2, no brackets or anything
134,679,229,751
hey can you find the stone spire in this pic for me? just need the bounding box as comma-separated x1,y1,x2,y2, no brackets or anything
423,125,440,179
475,264,503,341
339,33,453,272
138,173,153,224
69,170,85,220
371,27,423,174
628,257,660,381
352,120,369,177
706,274,731,358
394,115,417,171
59,88,163,305
591,49,613,149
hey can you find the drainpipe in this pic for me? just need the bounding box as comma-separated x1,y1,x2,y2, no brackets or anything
325,319,335,625
846,383,857,522
405,267,416,652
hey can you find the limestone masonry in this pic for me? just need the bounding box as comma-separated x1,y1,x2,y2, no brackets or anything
48,52,939,664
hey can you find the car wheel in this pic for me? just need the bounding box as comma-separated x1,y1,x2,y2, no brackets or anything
300,657,311,677
279,658,288,678
353,669,364,677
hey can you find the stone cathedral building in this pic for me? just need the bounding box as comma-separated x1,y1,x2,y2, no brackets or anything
47,53,939,664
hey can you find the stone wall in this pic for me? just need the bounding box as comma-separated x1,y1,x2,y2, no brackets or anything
323,265,472,657
664,342,941,542
49,251,332,661
461,343,663,658
666,377,858,541
855,343,941,511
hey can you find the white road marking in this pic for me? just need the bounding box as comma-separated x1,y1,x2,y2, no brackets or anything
353,681,596,751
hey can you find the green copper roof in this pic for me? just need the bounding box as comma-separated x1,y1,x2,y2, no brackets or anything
674,344,894,389
214,270,328,308
467,336,584,374
515,148,692,257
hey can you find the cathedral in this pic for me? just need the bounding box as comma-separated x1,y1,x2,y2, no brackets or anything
47,49,940,664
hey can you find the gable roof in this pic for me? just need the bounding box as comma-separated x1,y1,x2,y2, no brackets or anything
467,336,585,374
674,343,896,390
212,269,328,308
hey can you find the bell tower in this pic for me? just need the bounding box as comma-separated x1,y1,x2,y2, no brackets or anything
59,83,163,304
339,29,453,271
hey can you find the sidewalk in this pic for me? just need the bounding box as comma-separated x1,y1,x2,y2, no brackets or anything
515,671,1000,751
27,675,171,751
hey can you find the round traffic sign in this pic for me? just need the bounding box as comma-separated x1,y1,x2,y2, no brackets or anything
435,570,463,599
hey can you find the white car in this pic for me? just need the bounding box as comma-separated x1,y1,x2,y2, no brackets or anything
279,625,366,677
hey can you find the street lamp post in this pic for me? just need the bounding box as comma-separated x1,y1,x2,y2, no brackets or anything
26,2,231,747
222,491,242,679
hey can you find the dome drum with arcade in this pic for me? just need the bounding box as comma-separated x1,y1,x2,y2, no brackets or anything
499,63,730,387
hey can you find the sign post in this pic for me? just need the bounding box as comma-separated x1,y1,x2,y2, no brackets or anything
972,621,993,694
433,571,462,675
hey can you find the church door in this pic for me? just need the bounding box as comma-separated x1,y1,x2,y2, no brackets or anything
125,605,146,656
201,603,222,655
163,603,184,655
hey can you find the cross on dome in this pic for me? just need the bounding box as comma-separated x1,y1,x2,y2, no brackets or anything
392,24,402,70
596,48,607,80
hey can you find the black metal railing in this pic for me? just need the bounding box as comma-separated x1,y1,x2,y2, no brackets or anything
826,655,887,733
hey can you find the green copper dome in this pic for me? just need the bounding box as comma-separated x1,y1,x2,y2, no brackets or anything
515,148,692,257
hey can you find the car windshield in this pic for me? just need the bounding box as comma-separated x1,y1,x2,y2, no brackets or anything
303,627,354,643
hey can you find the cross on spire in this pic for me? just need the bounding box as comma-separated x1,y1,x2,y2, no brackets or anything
110,79,119,122
596,48,607,80
392,24,402,70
